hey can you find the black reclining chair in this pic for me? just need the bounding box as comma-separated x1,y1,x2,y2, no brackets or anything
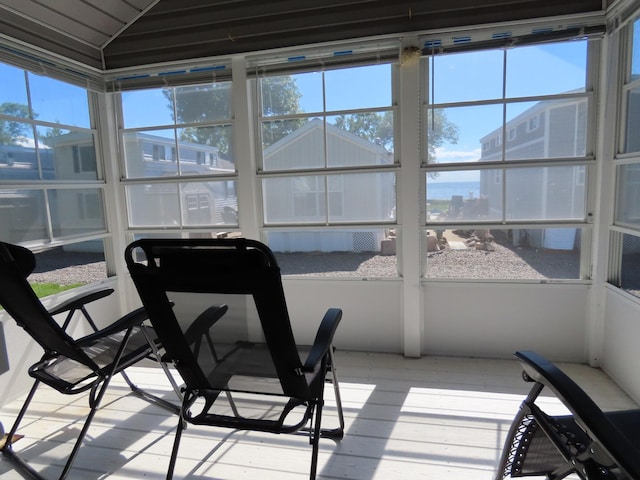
0,241,179,480
125,238,345,480
496,350,640,479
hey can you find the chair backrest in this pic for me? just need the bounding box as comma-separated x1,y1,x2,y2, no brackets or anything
0,242,93,366
516,350,640,478
125,238,311,400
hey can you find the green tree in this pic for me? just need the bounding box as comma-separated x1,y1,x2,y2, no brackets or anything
0,102,31,145
260,76,305,147
332,108,458,163
39,125,65,147
426,109,459,165
333,111,394,150
164,76,304,160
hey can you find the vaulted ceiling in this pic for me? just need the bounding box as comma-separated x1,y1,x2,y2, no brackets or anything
0,0,613,72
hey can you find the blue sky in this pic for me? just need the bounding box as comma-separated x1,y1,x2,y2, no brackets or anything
2,40,587,184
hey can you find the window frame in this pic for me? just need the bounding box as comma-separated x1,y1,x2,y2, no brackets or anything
609,15,640,297
421,37,598,281
117,80,238,233
0,61,108,248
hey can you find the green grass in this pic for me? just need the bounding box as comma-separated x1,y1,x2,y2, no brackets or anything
30,282,84,298
426,199,450,212
0,282,82,310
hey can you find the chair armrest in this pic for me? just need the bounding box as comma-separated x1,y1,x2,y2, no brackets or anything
303,308,342,372
76,306,148,346
184,305,228,345
516,350,640,478
47,288,114,316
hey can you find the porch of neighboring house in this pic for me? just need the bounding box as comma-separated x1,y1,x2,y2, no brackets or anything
0,351,635,479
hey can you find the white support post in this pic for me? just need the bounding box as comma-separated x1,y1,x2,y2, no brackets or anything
398,37,423,358
232,56,261,241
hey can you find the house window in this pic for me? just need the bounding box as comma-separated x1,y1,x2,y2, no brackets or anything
256,63,397,275
424,38,592,280
72,145,97,173
76,191,102,220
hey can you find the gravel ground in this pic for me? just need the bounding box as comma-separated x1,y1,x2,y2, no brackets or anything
425,241,579,279
28,235,581,284
29,248,108,285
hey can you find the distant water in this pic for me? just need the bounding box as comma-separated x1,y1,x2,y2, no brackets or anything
427,181,480,200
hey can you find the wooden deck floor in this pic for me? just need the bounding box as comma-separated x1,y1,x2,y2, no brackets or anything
0,352,636,479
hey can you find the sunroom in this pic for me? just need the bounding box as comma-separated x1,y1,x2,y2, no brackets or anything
1,0,640,478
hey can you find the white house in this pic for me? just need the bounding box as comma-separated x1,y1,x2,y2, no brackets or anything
262,118,395,252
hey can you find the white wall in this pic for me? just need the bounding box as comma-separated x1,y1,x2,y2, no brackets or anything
282,279,403,353
422,282,590,361
281,279,590,361
602,287,640,404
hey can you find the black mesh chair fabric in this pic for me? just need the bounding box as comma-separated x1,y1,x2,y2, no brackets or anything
125,238,345,480
0,241,178,480
496,350,640,480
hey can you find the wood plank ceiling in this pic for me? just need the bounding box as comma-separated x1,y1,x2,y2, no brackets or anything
0,0,611,72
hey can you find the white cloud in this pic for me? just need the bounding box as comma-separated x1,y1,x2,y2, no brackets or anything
15,136,49,148
434,146,481,162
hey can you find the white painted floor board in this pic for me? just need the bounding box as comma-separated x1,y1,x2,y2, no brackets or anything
0,352,636,479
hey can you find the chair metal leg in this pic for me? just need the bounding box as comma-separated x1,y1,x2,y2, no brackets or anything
166,410,188,480
2,379,40,455
2,376,113,480
321,347,345,439
309,398,324,480
59,376,114,480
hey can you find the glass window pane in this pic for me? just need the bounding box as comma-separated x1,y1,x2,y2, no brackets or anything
123,130,178,178
631,19,640,79
49,188,106,237
29,239,107,286
625,87,640,153
262,118,324,170
425,227,581,279
0,114,33,145
330,172,395,222
177,125,234,172
506,42,587,97
430,104,501,164
122,88,174,128
327,112,394,161
265,228,397,277
620,233,640,297
0,140,39,180
427,170,502,222
174,82,231,123
0,189,47,243
126,183,180,227
505,166,586,221
325,64,392,111
28,73,90,128
0,62,28,105
37,127,98,180
430,50,504,104
261,73,316,116
264,172,395,224
263,176,325,224
181,181,238,226
503,98,587,160
616,163,640,227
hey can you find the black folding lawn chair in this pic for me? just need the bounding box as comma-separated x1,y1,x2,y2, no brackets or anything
0,241,180,480
496,350,640,479
125,237,345,480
